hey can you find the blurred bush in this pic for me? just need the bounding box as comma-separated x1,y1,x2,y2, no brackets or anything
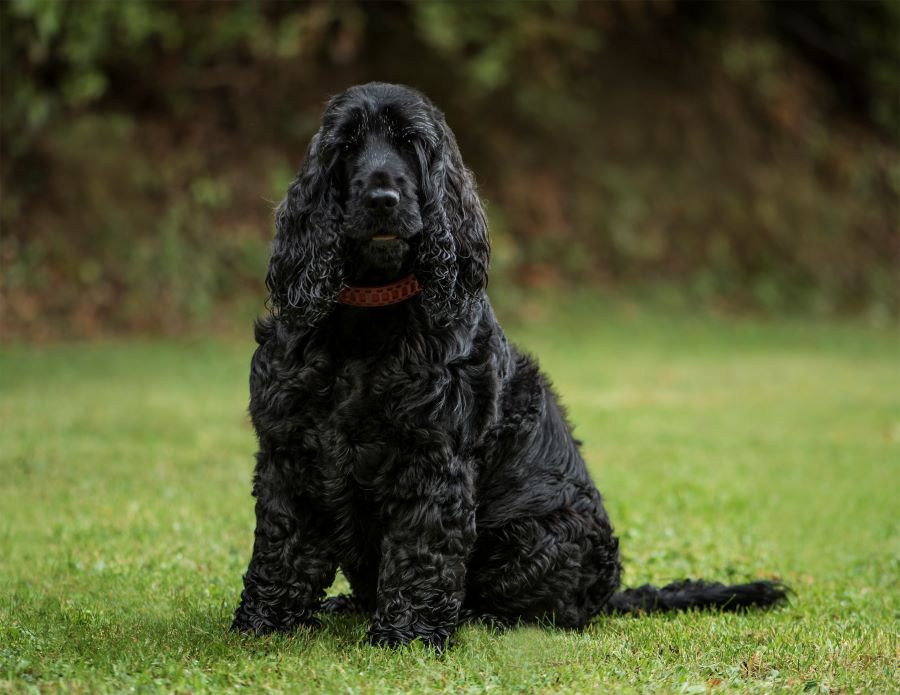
1,0,897,338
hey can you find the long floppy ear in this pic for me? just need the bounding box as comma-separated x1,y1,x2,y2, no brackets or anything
265,133,345,326
415,112,490,324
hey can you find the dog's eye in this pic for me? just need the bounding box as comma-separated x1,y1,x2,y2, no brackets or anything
340,133,363,152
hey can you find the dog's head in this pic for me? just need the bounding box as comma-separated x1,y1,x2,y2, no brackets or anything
267,82,490,326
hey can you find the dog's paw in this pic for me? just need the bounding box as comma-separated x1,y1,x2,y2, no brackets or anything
368,624,452,651
320,594,366,614
230,606,321,636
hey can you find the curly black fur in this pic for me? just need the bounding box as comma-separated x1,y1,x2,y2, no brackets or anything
231,82,787,648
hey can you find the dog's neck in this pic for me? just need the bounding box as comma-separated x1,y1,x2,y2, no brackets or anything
340,241,419,308
330,244,423,351
338,275,421,308
328,298,419,358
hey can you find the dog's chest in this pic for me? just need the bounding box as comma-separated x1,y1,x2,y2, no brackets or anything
319,358,409,487
303,359,409,564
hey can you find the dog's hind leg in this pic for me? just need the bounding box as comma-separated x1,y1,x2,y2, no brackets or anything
466,508,621,629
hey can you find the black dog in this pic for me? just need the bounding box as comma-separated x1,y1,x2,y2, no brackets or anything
231,82,787,648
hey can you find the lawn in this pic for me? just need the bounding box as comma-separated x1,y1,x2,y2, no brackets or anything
1,302,898,694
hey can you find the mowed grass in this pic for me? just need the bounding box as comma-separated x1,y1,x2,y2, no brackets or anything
1,302,898,694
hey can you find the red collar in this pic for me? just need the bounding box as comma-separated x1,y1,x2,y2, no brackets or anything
337,274,422,307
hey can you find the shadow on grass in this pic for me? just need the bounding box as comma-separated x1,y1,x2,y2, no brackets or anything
6,592,379,676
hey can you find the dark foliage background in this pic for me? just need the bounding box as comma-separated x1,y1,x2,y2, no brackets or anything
1,0,898,338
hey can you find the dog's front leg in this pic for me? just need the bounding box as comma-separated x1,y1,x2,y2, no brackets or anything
231,457,336,636
369,455,476,649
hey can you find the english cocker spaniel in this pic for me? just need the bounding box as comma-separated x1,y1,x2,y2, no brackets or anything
230,82,787,648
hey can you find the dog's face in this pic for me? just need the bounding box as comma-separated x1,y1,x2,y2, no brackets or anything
333,100,425,283
267,82,490,326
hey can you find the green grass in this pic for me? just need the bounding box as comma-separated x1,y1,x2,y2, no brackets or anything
2,303,898,693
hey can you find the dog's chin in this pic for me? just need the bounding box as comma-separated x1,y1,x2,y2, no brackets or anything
348,238,414,284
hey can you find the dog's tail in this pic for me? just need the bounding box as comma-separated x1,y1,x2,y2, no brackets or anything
605,579,789,615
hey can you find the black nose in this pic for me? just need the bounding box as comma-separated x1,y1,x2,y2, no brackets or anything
365,188,400,212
